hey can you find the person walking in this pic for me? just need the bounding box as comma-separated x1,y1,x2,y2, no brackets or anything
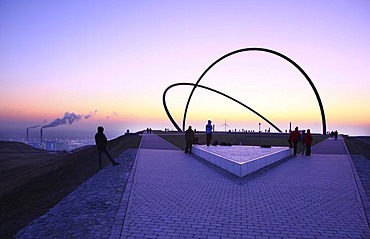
291,126,301,156
95,126,119,169
205,120,213,146
300,129,306,155
304,129,313,156
184,126,195,153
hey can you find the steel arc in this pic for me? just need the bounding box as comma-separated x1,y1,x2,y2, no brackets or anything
182,47,327,134
163,82,282,133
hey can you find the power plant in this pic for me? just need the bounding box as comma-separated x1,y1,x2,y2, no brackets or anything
22,111,97,150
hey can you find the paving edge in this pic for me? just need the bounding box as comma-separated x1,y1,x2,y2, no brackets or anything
343,139,370,229
108,135,145,239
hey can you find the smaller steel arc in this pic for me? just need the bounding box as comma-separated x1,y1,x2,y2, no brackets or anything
163,82,282,133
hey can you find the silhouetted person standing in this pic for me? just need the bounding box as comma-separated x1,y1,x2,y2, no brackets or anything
334,130,338,140
300,129,306,155
288,130,294,148
304,129,313,156
185,126,195,153
291,126,301,156
95,126,119,169
206,120,213,146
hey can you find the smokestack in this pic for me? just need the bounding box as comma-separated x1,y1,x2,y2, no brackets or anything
26,125,41,144
40,128,43,145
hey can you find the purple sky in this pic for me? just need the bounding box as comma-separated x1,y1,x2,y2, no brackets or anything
1,1,369,138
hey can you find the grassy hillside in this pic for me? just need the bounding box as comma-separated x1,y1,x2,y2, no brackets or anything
0,134,141,238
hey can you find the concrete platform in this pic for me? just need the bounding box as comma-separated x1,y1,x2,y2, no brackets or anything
192,145,291,177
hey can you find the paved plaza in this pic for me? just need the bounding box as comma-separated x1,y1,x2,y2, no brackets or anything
110,133,370,238
15,133,370,238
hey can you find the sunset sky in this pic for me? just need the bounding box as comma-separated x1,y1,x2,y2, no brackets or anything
1,0,369,140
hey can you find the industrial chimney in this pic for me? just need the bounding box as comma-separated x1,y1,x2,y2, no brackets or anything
40,128,43,146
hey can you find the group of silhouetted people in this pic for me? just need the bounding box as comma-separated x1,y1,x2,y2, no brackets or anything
184,121,316,157
330,130,338,140
182,122,314,157
288,126,313,156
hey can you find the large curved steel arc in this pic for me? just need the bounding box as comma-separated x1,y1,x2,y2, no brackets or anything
163,84,182,132
163,83,282,133
182,48,327,134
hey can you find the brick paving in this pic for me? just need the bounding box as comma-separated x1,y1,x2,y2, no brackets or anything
112,134,370,238
16,149,137,239
14,134,370,238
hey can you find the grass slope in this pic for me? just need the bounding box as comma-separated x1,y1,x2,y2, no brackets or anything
0,134,141,238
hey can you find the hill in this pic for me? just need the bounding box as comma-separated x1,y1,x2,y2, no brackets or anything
0,134,141,238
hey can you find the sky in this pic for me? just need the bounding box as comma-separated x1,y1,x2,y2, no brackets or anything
1,0,369,140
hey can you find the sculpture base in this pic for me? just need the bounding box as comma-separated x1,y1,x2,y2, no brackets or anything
192,145,291,177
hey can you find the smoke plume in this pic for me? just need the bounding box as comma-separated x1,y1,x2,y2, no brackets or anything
42,111,96,129
84,110,98,119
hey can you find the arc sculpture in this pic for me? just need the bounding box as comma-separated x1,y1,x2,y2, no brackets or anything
163,47,326,134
